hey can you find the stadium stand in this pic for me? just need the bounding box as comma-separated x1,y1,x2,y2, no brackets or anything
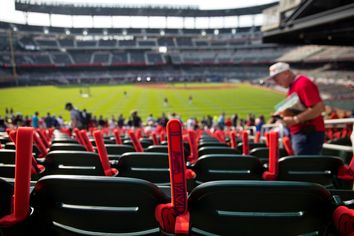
0,0,353,234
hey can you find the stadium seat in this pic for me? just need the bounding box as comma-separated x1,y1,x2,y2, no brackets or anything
144,145,169,153
277,155,354,189
104,144,136,155
51,139,78,144
0,149,18,178
198,142,228,149
44,151,105,176
49,143,87,152
250,147,288,164
90,139,115,146
190,154,264,188
237,142,267,150
116,152,170,186
188,180,335,235
160,141,191,157
4,142,40,156
123,140,151,149
0,149,41,184
31,175,169,235
198,146,241,157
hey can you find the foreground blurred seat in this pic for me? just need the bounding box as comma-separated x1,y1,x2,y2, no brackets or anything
31,175,169,235
188,180,335,235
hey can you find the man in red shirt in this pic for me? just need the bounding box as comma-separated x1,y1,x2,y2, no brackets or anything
269,62,325,155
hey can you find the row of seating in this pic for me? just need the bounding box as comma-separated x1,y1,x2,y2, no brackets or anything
0,122,353,235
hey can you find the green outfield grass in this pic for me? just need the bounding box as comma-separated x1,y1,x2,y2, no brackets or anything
0,83,285,121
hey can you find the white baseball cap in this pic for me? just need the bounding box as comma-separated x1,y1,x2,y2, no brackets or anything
269,62,290,78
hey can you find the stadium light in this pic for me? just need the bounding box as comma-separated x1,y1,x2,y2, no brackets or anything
122,29,127,36
160,30,165,36
103,29,108,35
232,28,237,34
83,30,88,35
201,30,206,36
137,76,142,82
159,46,167,54
214,29,219,35
44,28,49,34
146,77,151,82
65,29,70,35
12,26,18,32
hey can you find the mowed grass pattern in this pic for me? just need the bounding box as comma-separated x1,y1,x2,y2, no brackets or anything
0,83,285,121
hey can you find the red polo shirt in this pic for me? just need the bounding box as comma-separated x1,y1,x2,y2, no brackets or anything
288,75,325,134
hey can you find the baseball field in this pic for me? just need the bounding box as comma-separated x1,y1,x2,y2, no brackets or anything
0,83,285,121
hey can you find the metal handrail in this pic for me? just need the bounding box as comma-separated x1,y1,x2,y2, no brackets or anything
323,118,354,154
257,118,354,154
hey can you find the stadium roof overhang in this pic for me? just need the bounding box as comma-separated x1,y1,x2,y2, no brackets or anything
15,1,277,17
262,1,354,46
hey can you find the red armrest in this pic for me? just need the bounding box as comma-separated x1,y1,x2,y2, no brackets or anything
333,206,354,236
0,128,33,226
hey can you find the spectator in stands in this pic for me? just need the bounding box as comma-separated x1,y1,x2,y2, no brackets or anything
246,113,256,126
81,109,91,129
117,114,125,128
269,62,325,155
65,102,83,129
186,117,196,130
0,116,6,131
56,116,64,128
32,112,39,128
131,110,142,128
255,115,265,132
146,114,155,126
98,115,105,128
157,113,168,128
225,117,232,129
232,113,238,128
109,115,116,130
217,112,225,130
24,115,31,127
44,112,53,128
329,109,339,119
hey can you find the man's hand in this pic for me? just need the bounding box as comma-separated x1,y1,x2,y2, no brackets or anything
282,116,297,127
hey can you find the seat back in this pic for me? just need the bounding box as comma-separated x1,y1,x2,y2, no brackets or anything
117,152,170,185
198,142,228,149
44,151,105,176
278,155,351,188
237,142,267,151
198,146,241,157
123,140,151,149
188,180,333,235
90,139,115,146
49,143,86,152
104,144,136,155
145,145,168,153
31,175,168,235
0,150,16,177
0,177,14,219
51,139,78,144
250,147,288,164
192,154,264,186
4,142,40,156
